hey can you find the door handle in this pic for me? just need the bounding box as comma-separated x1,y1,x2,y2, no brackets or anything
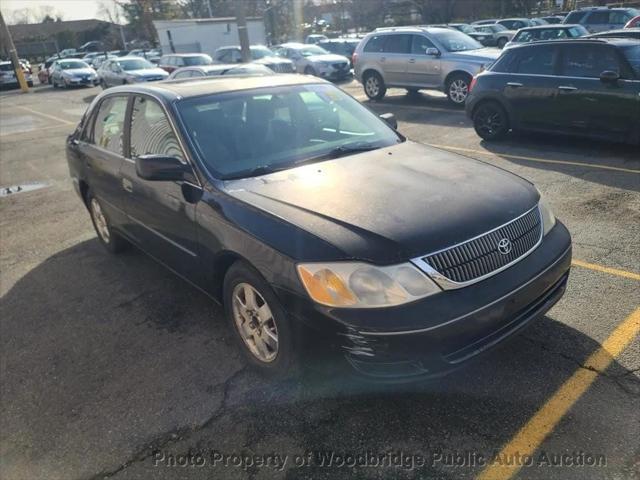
408,58,416,63
506,82,523,88
558,85,577,91
122,178,133,193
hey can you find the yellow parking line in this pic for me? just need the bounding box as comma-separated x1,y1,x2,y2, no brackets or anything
427,144,640,175
572,260,640,281
477,307,640,480
14,105,74,126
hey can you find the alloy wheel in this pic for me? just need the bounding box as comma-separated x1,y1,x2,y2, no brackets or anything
449,79,469,104
90,198,111,244
232,282,279,363
365,76,380,97
475,105,504,137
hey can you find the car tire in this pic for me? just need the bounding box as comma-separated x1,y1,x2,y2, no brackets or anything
473,101,509,141
100,80,107,90
52,78,58,88
304,66,316,76
446,73,471,106
27,81,33,87
223,261,296,378
87,191,128,254
497,37,508,49
363,71,386,101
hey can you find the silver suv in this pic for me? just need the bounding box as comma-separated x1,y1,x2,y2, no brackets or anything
354,27,500,105
563,7,640,33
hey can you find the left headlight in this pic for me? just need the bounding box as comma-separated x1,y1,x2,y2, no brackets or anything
538,193,556,236
297,262,440,308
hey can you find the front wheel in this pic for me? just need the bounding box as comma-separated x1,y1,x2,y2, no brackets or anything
224,261,295,378
363,71,386,100
473,102,509,141
497,37,508,49
446,74,471,106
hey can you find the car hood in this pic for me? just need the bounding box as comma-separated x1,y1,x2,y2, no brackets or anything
222,141,538,263
254,56,293,65
63,68,96,76
450,48,501,62
306,54,350,63
127,68,167,77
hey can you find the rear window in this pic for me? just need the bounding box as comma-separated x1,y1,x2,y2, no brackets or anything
564,11,587,23
585,11,609,24
363,35,386,53
183,55,212,66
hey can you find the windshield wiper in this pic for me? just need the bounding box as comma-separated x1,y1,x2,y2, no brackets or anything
314,142,384,161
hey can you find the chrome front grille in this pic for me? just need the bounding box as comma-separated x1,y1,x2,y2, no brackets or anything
268,63,294,73
416,207,542,287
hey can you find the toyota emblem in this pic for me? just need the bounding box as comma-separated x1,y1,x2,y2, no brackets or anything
497,238,512,255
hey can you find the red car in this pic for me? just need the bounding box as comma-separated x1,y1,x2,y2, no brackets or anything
625,15,640,28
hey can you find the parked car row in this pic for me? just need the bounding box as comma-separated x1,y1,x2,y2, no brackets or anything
0,60,33,88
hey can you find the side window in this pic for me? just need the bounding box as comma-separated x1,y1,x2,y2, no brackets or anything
363,35,386,53
560,45,623,78
515,31,535,42
93,96,128,155
564,11,587,23
130,96,184,161
411,35,436,54
585,11,609,24
174,70,192,79
609,11,630,24
231,50,242,63
383,34,411,54
514,45,556,75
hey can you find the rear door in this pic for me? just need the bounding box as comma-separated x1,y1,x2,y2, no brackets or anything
500,44,564,132
81,95,130,226
406,34,441,87
119,95,204,282
380,33,411,85
555,43,639,140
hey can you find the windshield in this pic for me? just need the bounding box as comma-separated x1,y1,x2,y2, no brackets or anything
490,24,508,32
177,84,402,179
457,24,476,34
299,45,329,56
118,59,153,71
60,61,89,70
250,47,274,59
184,55,212,66
622,45,640,76
431,29,483,51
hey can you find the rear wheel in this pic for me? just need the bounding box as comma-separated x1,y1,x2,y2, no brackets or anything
363,71,386,100
446,73,471,106
87,192,128,253
473,101,509,141
224,261,295,378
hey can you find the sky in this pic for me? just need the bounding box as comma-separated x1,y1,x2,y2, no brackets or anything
2,0,103,23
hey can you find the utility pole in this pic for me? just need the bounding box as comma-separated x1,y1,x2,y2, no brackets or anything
0,10,29,93
235,0,251,63
207,0,214,18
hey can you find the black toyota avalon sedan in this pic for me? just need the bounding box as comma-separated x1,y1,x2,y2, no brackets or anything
67,75,571,382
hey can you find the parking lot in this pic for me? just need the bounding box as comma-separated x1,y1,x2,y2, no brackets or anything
0,81,638,480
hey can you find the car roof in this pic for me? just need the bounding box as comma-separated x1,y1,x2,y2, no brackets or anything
518,24,581,30
163,53,209,57
104,74,327,101
216,45,268,50
508,37,640,49
498,17,530,21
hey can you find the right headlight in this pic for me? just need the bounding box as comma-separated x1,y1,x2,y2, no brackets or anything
538,194,556,236
297,262,440,308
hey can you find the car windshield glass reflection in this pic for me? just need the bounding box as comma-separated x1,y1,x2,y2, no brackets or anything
177,84,402,179
60,61,89,69
432,30,484,51
300,46,329,56
118,59,153,71
250,47,274,59
183,55,211,66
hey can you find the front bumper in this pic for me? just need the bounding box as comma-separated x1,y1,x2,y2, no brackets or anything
277,221,572,382
316,64,352,80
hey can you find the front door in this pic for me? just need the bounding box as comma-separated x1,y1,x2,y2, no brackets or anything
119,95,204,282
555,43,640,141
406,34,441,87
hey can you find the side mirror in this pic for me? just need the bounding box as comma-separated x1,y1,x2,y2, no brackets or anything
426,48,440,57
599,70,619,84
380,112,397,130
135,154,187,181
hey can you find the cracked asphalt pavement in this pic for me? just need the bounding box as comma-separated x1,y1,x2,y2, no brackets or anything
1,81,638,480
